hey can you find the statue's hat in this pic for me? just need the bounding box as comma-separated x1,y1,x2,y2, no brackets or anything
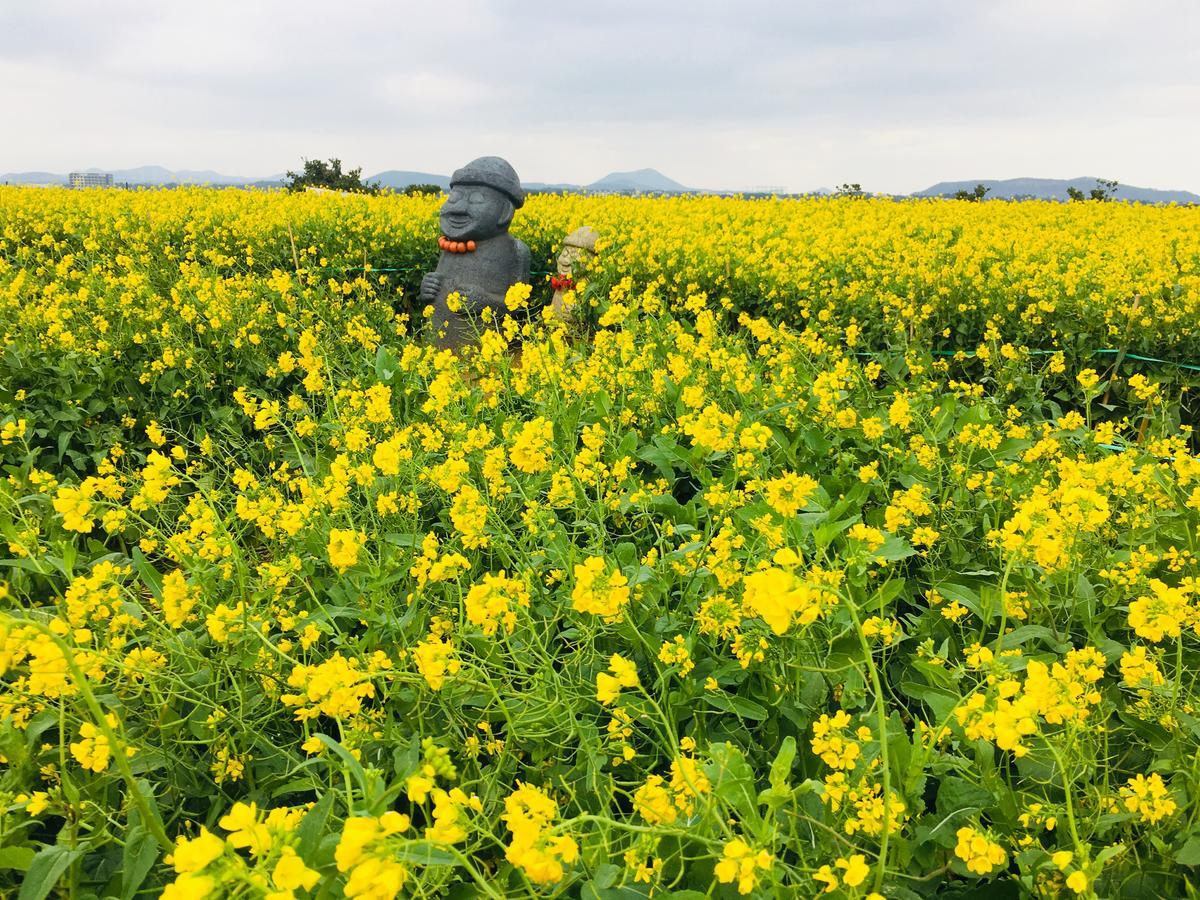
451,157,525,209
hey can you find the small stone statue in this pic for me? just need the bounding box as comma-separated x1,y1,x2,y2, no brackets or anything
420,157,531,349
550,226,599,321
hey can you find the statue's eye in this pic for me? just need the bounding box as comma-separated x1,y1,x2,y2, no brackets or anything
468,191,485,204
447,190,463,202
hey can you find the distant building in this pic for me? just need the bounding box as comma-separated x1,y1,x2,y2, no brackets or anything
68,172,113,188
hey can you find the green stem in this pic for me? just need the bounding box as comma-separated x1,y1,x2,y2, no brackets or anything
43,624,174,851
840,585,893,892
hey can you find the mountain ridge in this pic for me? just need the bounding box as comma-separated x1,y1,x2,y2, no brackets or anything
3,167,1197,203
914,176,1200,205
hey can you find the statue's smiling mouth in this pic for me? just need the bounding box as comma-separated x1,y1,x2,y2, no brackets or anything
444,213,471,226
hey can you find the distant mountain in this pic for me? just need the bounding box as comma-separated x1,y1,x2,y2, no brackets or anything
103,166,266,185
523,182,584,193
915,177,1200,205
10,166,1193,203
1,166,273,186
367,170,451,191
586,168,690,194
366,168,693,195
0,171,67,185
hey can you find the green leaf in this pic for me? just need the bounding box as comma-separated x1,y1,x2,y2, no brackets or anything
705,693,768,721
392,841,461,867
768,736,796,792
132,779,168,847
591,862,621,889
0,846,35,872
296,791,335,860
383,532,423,548
814,516,856,549
120,825,159,900
1176,835,1200,866
707,743,762,832
19,844,86,900
935,582,985,620
131,547,163,600
936,776,995,818
374,345,400,382
315,734,370,798
637,443,677,484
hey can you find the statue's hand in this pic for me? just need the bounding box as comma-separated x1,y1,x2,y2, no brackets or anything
420,273,444,305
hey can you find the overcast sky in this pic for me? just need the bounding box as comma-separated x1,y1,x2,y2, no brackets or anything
3,0,1198,193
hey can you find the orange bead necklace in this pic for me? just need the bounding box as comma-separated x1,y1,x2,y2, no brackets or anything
438,236,476,253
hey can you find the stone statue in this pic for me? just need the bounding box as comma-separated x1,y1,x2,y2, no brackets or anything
420,157,531,349
550,226,599,321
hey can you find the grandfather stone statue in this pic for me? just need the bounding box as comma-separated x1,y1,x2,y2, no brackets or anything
420,157,531,349
550,226,599,321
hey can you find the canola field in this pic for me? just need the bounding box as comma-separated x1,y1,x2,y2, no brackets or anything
1,186,1200,898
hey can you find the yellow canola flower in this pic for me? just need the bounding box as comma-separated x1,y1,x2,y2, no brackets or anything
955,826,1006,875
160,874,217,900
412,633,461,691
509,416,555,474
70,712,122,772
218,801,274,856
742,550,835,635
571,556,631,618
160,569,198,628
53,483,97,533
328,527,365,573
713,837,772,895
169,827,226,874
1120,772,1177,824
335,812,412,899
464,571,530,637
502,783,578,884
272,846,320,891
281,652,384,719
1128,579,1192,642
762,471,819,517
596,653,639,705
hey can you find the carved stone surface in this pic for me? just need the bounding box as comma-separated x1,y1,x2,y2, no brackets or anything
420,157,531,349
551,226,599,321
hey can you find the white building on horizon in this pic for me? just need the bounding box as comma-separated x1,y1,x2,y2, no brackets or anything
68,172,113,188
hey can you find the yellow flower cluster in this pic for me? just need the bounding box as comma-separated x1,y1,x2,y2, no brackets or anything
713,837,772,895
69,712,122,772
280,652,391,720
954,825,1007,875
741,549,837,635
163,802,315,900
813,853,872,894
1119,772,1177,824
571,556,630,618
502,783,579,884
596,653,639,705
335,811,412,898
464,571,530,636
4,185,1200,896
955,648,1106,756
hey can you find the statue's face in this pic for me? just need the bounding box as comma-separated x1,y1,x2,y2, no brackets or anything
556,244,582,275
439,184,510,241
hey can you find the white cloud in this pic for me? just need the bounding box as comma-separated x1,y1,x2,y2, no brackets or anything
2,0,1198,193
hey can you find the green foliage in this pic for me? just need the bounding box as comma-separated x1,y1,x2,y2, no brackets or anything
402,184,444,196
284,157,381,194
1069,180,1120,202
0,186,1199,896
954,184,990,202
1091,178,1120,201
